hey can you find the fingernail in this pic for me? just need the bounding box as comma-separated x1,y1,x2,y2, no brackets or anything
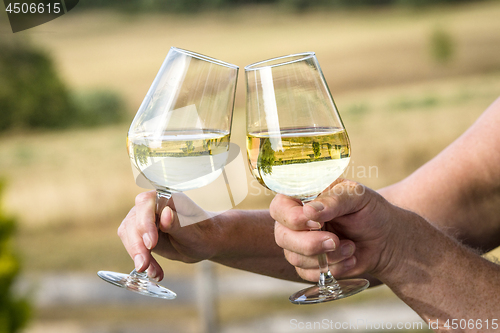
134,254,145,271
306,220,321,229
306,201,324,212
143,233,152,250
322,238,336,252
341,243,355,257
344,256,356,269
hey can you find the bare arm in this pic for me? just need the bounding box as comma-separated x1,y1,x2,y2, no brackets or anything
118,191,310,281
272,181,500,331
379,97,500,251
118,191,355,283
384,209,500,331
189,208,301,281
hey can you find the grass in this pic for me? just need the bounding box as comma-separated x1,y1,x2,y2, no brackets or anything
2,1,500,331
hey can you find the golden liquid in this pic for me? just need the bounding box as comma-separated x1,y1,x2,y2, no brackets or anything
247,127,350,200
128,130,230,191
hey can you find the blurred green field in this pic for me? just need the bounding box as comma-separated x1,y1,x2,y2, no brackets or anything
1,1,500,331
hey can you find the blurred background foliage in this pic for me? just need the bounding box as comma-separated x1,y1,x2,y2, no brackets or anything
0,38,127,132
77,0,485,12
0,39,76,131
429,26,455,64
0,181,30,333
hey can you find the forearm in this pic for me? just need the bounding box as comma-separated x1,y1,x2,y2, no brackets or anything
378,98,500,251
378,209,500,331
379,179,500,252
210,209,303,282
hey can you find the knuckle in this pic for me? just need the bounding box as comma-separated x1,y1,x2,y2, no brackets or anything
137,215,156,233
286,215,302,229
117,224,125,238
352,183,365,196
138,215,154,229
296,267,318,283
326,251,343,265
269,196,280,217
274,222,285,244
301,241,320,256
129,239,145,256
135,191,153,206
284,251,304,268
274,229,286,249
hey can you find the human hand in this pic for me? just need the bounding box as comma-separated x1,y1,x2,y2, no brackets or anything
117,191,224,281
271,179,406,283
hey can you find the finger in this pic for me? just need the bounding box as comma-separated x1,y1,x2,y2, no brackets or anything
274,221,339,256
159,206,180,233
303,181,371,223
117,207,136,247
270,194,322,231
295,256,358,282
118,207,147,262
117,207,153,273
147,256,164,282
283,239,356,269
155,207,194,262
153,232,199,263
126,228,152,273
134,191,159,250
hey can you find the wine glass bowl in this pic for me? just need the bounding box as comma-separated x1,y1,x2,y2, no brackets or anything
98,47,238,299
245,52,369,304
128,47,238,196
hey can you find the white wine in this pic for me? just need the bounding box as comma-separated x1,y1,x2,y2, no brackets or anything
247,127,350,200
128,130,230,192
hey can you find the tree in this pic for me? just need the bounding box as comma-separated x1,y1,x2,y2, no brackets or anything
0,38,77,131
257,138,275,175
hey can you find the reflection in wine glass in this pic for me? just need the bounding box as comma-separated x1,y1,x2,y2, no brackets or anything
245,52,369,304
98,47,238,299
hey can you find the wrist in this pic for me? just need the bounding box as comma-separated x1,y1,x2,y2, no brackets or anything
207,209,240,261
372,206,424,284
209,209,277,262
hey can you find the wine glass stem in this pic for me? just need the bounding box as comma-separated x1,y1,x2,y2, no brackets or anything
302,198,341,289
318,253,335,286
316,224,341,294
156,189,172,228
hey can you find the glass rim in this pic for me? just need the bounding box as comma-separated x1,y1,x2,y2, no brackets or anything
171,47,239,70
244,52,316,71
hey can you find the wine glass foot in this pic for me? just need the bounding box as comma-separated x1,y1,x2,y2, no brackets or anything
97,270,176,300
289,278,369,304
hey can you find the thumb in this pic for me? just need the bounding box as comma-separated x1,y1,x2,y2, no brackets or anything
303,180,371,222
159,206,180,233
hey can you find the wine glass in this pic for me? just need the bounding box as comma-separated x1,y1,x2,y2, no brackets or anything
98,47,239,299
245,52,369,304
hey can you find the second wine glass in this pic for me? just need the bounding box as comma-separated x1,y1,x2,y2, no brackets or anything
245,52,369,304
